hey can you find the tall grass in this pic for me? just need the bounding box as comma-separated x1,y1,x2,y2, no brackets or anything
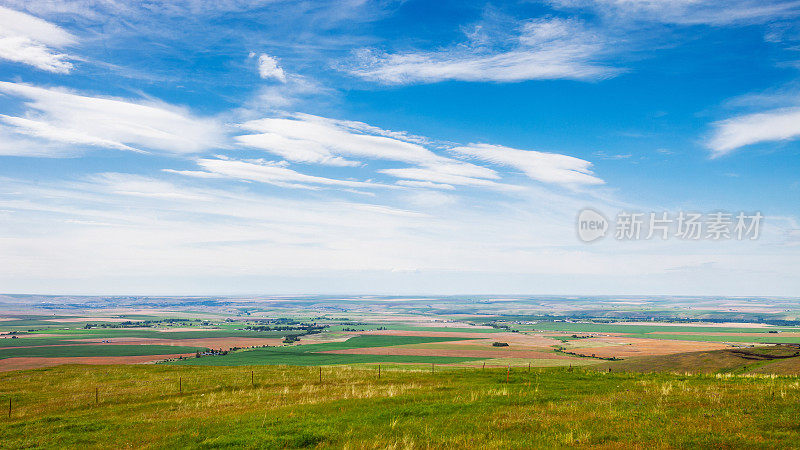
1,364,799,448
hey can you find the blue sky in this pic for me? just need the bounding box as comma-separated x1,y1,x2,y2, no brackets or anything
0,0,799,296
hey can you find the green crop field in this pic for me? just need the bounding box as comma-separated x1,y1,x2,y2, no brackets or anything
171,351,480,366
168,334,481,366
0,329,298,349
26,328,300,340
374,325,496,333
0,337,81,348
2,364,799,448
0,345,207,359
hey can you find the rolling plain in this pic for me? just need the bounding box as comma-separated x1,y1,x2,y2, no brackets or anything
3,294,800,447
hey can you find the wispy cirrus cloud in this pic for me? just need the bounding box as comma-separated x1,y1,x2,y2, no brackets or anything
378,167,512,190
0,81,226,156
234,113,512,188
167,157,398,190
343,17,621,84
0,5,77,73
236,113,442,166
450,143,604,186
550,0,800,26
707,107,800,157
234,112,535,190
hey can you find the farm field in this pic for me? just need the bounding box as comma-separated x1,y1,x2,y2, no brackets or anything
2,364,800,448
516,322,800,335
0,345,206,359
168,335,484,366
5,295,800,372
3,296,800,447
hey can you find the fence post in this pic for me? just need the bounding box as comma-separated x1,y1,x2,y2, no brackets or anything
482,362,485,371
378,365,381,379
507,366,510,383
319,366,322,383
7,398,10,418
95,387,98,405
251,370,254,387
179,377,182,395
528,362,531,372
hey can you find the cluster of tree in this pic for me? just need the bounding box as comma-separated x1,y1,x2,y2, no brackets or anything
244,323,326,334
84,322,147,329
194,349,229,358
337,321,368,326
248,318,303,325
83,318,204,329
554,347,619,361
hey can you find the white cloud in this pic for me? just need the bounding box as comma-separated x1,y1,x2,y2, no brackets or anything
235,113,497,175
235,113,516,189
403,190,458,208
179,157,397,190
0,81,226,156
550,0,800,26
234,113,605,191
0,6,76,73
450,143,604,186
395,180,456,190
253,53,286,82
244,75,331,110
344,17,620,84
0,125,77,157
707,107,800,157
235,129,361,167
379,167,513,190
89,173,215,201
0,115,138,152
236,113,442,165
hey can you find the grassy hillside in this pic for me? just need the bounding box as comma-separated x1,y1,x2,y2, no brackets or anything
2,364,799,448
599,345,800,375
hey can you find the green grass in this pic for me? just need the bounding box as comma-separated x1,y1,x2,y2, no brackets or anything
0,337,79,348
0,328,301,348
0,345,207,359
323,324,496,333
285,334,477,351
170,352,480,366
2,364,800,448
373,324,496,333
168,334,481,366
31,328,298,340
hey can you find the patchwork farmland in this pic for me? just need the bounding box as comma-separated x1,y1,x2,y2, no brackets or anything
4,295,800,446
